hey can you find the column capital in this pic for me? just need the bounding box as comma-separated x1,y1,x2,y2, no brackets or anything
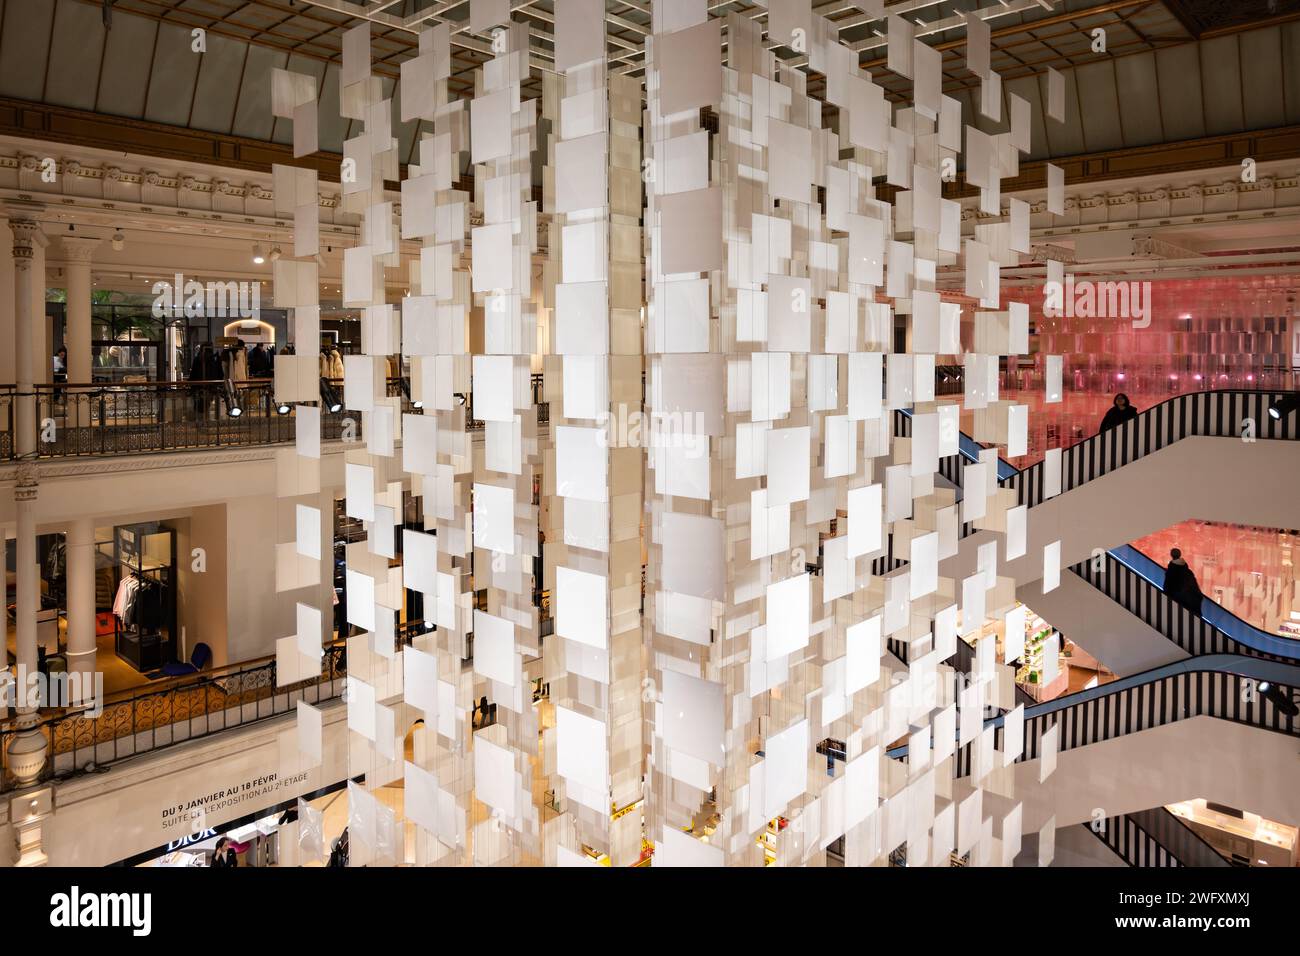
14,461,39,499
9,218,45,263
59,235,101,264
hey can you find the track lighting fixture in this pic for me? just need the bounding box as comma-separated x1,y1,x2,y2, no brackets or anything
319,377,342,414
111,228,125,251
1268,394,1299,420
224,381,243,418
252,243,266,265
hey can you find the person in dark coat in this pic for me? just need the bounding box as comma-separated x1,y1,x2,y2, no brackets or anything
248,342,271,378
1163,548,1203,614
1099,392,1138,432
188,345,224,420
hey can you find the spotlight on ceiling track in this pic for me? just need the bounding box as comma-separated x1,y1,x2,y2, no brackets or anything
398,376,422,409
319,377,343,414
1267,394,1299,420
252,243,266,265
270,245,283,262
111,229,125,252
277,402,292,415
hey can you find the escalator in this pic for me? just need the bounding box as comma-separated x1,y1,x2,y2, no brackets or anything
1085,806,1230,868
893,389,1300,590
893,395,1300,675
884,653,1299,866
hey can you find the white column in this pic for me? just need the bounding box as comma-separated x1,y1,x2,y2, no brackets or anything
29,230,49,385
60,237,99,386
7,216,49,785
65,516,98,702
0,217,13,384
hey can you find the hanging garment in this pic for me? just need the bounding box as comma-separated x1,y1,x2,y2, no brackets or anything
112,575,138,622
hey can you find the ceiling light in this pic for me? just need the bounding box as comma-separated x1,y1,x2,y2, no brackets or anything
252,243,266,265
277,402,292,415
111,229,125,252
270,246,283,262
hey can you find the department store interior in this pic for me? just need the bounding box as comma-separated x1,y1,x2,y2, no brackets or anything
1,0,1299,873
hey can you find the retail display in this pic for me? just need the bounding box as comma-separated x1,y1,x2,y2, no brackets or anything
3,0,1299,882
112,524,177,672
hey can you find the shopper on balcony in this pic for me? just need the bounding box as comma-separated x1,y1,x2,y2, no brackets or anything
248,342,272,379
188,344,223,420
1099,392,1138,433
1163,548,1204,615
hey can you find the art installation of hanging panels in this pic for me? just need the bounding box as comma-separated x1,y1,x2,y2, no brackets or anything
267,0,1076,867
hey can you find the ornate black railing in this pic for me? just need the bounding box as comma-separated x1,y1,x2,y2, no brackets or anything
0,641,347,794
0,374,548,458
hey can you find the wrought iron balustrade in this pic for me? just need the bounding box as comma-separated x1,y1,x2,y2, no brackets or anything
0,375,544,459
0,641,347,793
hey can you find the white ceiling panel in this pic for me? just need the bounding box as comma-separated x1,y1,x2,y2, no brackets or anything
0,0,55,102
1155,43,1206,142
1114,53,1164,149
45,0,108,112
144,21,203,127
1199,35,1246,135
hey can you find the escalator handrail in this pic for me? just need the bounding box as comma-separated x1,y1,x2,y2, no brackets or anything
906,388,1300,493
1126,806,1231,869
1103,544,1300,661
1003,652,1300,723
886,652,1300,760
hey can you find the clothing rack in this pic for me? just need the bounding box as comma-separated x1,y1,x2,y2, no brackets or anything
113,524,178,672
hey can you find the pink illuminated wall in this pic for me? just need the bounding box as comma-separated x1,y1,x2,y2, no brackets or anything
959,276,1299,467
1132,521,1300,634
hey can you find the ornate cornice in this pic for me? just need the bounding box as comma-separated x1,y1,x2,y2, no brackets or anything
957,168,1300,226
1,153,340,211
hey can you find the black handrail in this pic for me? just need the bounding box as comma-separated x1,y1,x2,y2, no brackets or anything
1076,546,1300,663
888,654,1300,773
893,397,1300,665
1084,806,1231,868
0,641,348,794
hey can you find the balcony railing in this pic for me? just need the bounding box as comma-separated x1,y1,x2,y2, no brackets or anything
0,641,348,794
0,373,549,459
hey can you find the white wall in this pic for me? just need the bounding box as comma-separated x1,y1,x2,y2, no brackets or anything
225,493,279,665
974,716,1300,834
1018,571,1189,677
